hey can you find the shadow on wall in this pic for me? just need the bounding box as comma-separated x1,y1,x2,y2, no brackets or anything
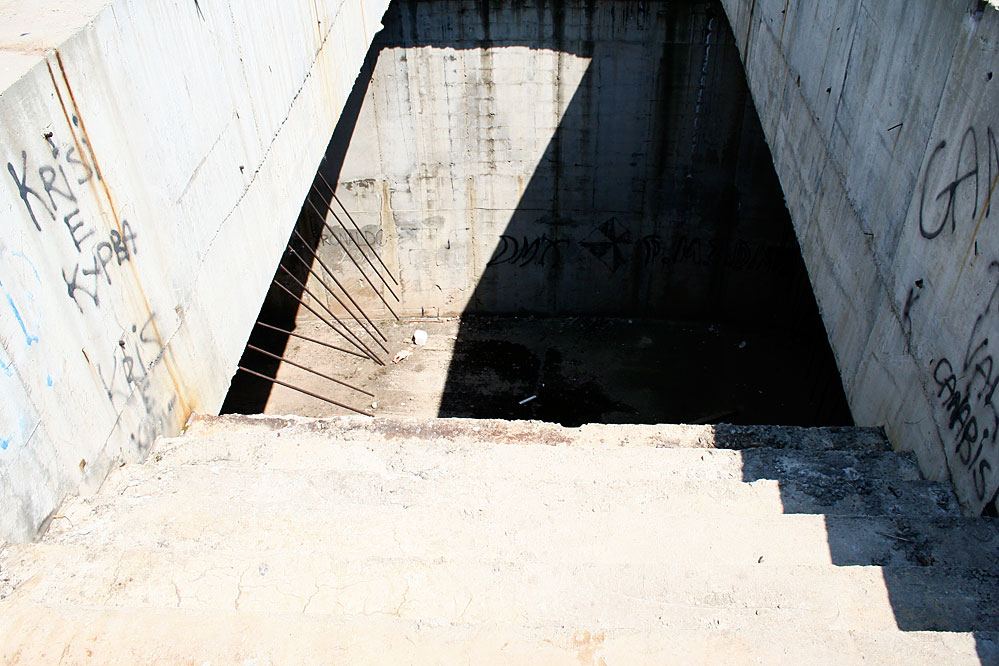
220,48,382,414
348,0,848,425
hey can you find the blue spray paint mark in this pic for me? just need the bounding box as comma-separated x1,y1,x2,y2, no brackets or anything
7,294,38,346
11,252,41,283
46,374,53,387
0,438,9,451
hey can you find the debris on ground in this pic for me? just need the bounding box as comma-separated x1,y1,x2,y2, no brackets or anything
413,329,429,346
393,348,413,364
519,395,537,405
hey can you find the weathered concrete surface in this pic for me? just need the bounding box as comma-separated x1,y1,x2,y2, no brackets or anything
0,415,996,663
717,0,999,514
315,0,812,322
0,0,388,541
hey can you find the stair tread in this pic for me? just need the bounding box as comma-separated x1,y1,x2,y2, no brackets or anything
45,480,991,568
64,464,962,519
149,432,918,482
4,543,999,633
0,603,993,665
181,414,890,451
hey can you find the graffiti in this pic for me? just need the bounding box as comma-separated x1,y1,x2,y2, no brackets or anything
60,223,138,310
930,261,999,502
638,233,794,275
93,312,175,452
581,218,632,272
6,131,138,311
95,313,159,410
320,225,383,265
919,125,999,240
482,221,796,276
912,123,999,507
487,234,569,267
321,226,383,249
901,280,924,352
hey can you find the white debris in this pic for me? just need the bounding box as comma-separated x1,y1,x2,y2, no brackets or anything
413,329,429,346
519,395,537,405
393,349,412,364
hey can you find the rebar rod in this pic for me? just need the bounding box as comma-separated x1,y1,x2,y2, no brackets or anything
254,321,368,359
311,179,399,295
304,197,402,315
237,365,371,416
270,278,382,365
277,264,385,365
287,244,389,352
290,228,390,341
315,169,400,287
309,184,395,294
245,343,374,397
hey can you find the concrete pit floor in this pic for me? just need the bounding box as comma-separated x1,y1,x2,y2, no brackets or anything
225,315,853,427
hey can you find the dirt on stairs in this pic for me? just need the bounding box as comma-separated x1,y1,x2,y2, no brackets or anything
1,415,997,664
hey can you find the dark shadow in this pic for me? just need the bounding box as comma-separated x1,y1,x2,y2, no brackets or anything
220,47,381,414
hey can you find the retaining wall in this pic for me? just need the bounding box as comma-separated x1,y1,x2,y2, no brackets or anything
0,0,388,541
721,0,999,513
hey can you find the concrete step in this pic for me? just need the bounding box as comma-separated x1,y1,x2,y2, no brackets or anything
41,481,998,568
4,544,999,633
1,604,993,665
7,414,987,663
117,440,928,494
60,461,960,523
141,431,953,517
183,413,889,451
152,422,921,484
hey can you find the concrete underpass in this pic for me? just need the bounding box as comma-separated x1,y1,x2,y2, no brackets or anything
1,0,998,662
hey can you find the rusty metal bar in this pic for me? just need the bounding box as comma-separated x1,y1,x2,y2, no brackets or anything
245,343,374,397
316,168,399,286
277,264,386,365
237,365,371,416
270,278,383,365
287,244,390,353
290,228,390,342
309,183,396,294
254,321,368,360
304,197,402,317
314,173,400,288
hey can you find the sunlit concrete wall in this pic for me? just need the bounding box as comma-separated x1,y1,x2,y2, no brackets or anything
722,0,999,514
0,0,388,541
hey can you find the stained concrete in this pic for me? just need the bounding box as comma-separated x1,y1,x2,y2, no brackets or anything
310,0,808,322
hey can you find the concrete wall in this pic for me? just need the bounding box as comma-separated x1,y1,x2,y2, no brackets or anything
720,0,999,514
314,0,814,322
0,0,388,541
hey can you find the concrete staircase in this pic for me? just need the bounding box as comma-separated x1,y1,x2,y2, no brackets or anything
1,415,998,664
